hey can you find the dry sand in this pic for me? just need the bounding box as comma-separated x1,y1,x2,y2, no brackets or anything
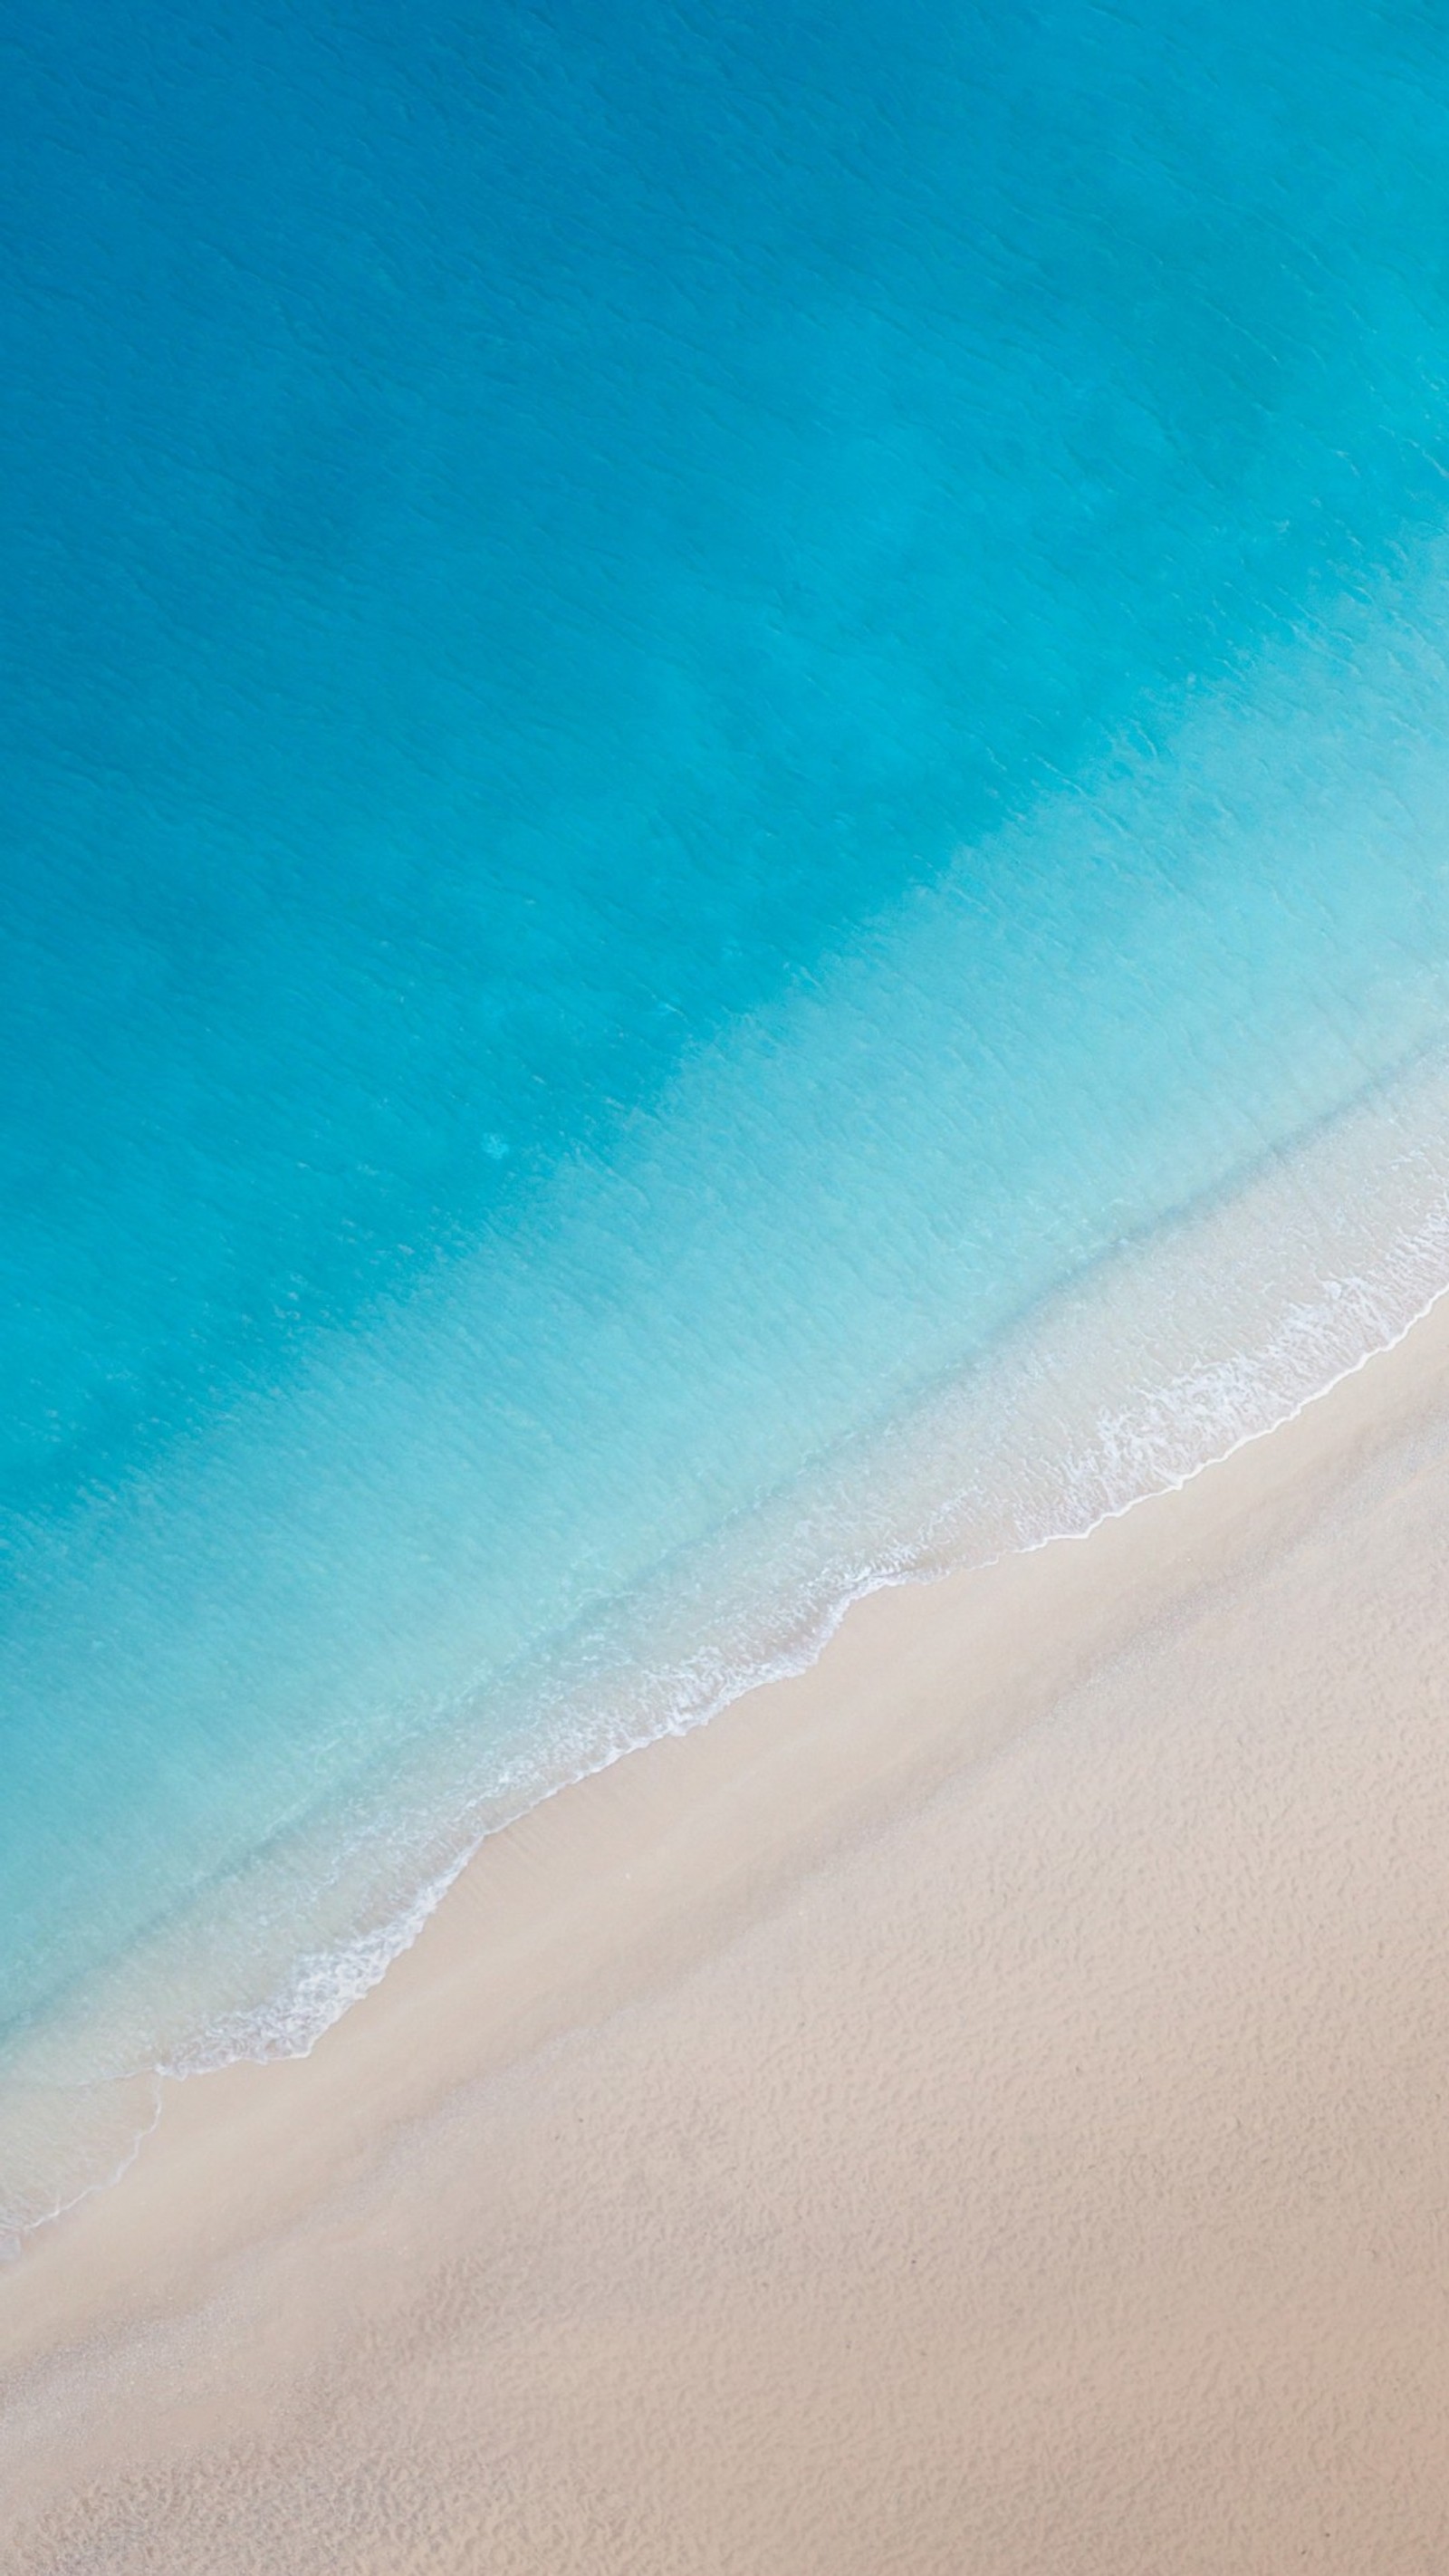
7,1292,1449,2571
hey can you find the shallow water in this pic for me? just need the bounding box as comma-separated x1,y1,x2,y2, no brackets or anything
7,0,1449,2235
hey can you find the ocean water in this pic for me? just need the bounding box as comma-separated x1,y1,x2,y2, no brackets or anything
8,0,1449,2238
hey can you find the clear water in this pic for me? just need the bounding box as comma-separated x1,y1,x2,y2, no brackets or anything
8,0,1449,2235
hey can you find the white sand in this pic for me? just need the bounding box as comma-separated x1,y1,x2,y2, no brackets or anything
7,1293,1449,2571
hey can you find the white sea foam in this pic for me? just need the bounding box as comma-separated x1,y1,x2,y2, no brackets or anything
7,1029,1449,2254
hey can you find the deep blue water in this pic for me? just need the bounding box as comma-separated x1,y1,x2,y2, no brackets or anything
8,0,1449,2227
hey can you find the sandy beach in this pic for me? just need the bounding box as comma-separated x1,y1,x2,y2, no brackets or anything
6,1287,1449,2571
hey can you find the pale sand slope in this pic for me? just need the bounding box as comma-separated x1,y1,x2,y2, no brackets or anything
8,1297,1449,2571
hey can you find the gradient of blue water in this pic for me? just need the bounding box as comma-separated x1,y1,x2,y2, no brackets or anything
7,0,1449,2176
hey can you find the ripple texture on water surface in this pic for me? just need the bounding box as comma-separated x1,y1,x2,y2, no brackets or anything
5,0,1449,2238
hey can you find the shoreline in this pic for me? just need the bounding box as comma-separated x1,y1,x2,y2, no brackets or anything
8,1249,1449,2560
10,1024,1449,2240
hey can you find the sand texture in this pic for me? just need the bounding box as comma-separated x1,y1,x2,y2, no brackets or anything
7,1300,1449,2570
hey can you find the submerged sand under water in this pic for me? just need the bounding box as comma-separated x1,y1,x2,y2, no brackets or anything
7,1281,1449,2569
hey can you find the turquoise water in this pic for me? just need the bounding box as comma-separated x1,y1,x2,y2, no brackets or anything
9,0,1449,2232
